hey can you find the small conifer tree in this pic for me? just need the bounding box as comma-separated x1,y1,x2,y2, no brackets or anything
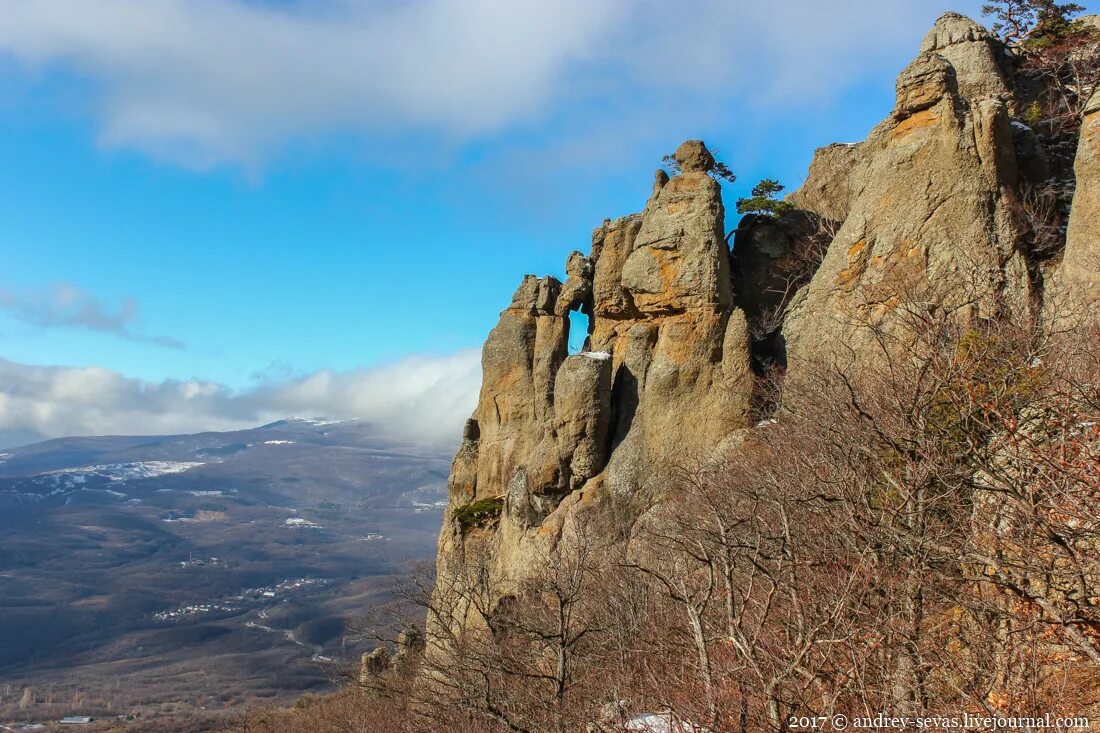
736,179,794,218
982,0,1087,46
660,153,737,183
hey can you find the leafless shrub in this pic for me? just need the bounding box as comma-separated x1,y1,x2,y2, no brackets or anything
1022,182,1069,260
746,215,834,343
230,306,1100,733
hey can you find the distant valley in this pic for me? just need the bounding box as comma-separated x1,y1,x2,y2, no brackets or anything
0,418,450,729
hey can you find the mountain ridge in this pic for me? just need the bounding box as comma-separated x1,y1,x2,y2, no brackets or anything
0,418,450,729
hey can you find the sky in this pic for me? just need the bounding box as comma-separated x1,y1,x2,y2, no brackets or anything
0,0,1071,449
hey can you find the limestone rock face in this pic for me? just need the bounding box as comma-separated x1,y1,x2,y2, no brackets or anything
458,274,568,506
652,169,670,197
429,11,1100,644
552,353,613,491
435,140,753,612
591,144,747,498
1048,92,1100,325
556,251,594,317
591,215,643,320
788,143,867,224
583,151,749,494
621,172,730,315
507,351,613,529
782,12,1031,373
918,12,1010,100
894,53,957,117
446,419,480,502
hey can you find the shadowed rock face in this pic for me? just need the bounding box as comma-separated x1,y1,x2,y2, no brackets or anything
432,11,1100,626
731,210,825,335
1048,91,1100,325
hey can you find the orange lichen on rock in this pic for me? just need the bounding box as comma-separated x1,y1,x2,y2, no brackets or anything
891,108,941,139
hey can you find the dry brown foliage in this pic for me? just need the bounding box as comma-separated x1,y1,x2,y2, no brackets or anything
231,312,1099,733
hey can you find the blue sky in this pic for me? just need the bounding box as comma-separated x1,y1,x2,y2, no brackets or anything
0,0,1075,447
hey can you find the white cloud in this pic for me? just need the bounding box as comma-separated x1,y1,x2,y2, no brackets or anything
0,350,481,449
0,0,622,168
0,281,184,348
0,0,979,168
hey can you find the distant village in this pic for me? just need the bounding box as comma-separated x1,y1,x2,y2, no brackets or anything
153,577,334,622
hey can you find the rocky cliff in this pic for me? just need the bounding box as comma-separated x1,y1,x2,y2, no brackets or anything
430,12,1100,626
1049,76,1100,325
783,13,1033,372
435,139,755,605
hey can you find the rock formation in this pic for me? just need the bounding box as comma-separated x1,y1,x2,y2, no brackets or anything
434,139,754,609
782,13,1032,375
431,12,1100,631
1048,90,1100,324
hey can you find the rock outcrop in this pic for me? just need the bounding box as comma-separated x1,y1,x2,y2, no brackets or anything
1048,90,1100,325
431,12,1099,635
359,647,391,684
782,13,1032,375
787,143,865,224
435,140,754,610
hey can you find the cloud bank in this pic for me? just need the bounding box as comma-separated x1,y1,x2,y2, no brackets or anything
0,350,481,449
0,281,184,348
0,0,956,168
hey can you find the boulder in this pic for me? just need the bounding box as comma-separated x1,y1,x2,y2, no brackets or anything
393,624,424,669
359,647,391,683
673,139,714,173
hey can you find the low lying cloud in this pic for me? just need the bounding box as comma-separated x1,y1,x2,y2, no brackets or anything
0,281,184,348
0,350,481,449
0,0,966,168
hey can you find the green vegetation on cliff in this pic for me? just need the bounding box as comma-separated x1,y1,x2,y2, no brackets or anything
452,497,503,532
